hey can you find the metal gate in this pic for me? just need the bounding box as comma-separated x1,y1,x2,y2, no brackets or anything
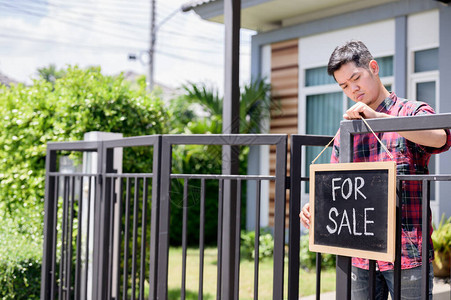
40,134,287,300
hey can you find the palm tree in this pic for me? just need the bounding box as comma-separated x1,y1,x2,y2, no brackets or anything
181,78,275,134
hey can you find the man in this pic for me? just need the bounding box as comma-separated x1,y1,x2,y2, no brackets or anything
299,40,451,299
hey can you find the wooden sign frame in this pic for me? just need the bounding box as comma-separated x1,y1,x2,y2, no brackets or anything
309,161,397,262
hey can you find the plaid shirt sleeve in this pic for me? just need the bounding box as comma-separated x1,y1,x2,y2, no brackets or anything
410,103,451,154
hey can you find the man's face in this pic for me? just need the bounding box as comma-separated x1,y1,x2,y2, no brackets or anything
334,61,381,109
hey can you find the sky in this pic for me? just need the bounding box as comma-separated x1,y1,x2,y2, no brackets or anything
0,0,255,94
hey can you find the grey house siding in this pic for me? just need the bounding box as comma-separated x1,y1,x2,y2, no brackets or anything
439,5,451,217
251,0,442,81
394,15,407,99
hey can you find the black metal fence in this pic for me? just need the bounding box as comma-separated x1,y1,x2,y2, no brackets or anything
41,134,287,300
41,114,451,299
287,113,451,300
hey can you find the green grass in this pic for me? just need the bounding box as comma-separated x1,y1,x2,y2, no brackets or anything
167,247,336,299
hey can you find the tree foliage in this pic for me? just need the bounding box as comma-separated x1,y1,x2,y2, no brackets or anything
166,79,273,245
181,78,275,134
36,64,66,84
0,66,168,221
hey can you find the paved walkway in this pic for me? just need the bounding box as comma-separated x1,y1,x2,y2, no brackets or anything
300,277,450,300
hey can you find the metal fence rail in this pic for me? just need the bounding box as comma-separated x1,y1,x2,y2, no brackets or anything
41,114,451,300
41,134,287,300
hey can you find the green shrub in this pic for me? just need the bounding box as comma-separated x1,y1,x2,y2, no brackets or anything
299,237,336,270
432,214,451,254
0,65,168,297
0,65,168,218
165,79,272,247
240,229,274,260
0,218,42,299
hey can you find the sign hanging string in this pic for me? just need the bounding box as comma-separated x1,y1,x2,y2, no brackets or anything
311,116,394,164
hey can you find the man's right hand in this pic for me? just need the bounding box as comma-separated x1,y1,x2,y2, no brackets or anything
299,203,311,229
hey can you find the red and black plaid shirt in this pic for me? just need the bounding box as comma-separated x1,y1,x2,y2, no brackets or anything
331,92,451,271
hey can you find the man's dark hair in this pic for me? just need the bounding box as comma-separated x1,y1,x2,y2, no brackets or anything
327,40,373,78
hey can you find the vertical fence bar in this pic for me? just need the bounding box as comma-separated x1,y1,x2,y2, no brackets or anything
216,179,223,300
59,176,69,299
421,179,430,300
288,137,301,300
149,136,162,300
116,177,123,299
84,176,94,300
157,137,173,300
393,180,402,300
74,176,84,299
234,179,242,300
66,176,76,300
273,138,287,299
139,177,149,300
199,178,206,300
131,177,140,300
123,177,131,300
50,175,60,300
369,260,376,300
107,176,116,300
181,178,189,300
336,256,352,300
41,149,57,300
337,123,353,300
315,253,321,300
253,180,261,300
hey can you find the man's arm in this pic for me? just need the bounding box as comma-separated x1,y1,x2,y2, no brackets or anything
300,203,310,229
344,102,447,148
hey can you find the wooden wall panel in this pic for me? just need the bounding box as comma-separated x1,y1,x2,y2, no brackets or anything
268,39,299,228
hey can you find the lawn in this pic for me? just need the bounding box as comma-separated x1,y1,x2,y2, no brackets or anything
167,247,336,299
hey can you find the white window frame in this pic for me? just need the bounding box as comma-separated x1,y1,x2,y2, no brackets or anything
408,45,440,202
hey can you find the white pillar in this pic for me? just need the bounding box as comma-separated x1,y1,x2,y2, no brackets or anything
82,132,123,300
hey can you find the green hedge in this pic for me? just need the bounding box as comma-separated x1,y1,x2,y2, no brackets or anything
0,218,42,299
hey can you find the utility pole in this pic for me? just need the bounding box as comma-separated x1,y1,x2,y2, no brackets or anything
149,0,156,91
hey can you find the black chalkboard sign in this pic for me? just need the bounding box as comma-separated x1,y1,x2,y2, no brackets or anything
309,161,396,262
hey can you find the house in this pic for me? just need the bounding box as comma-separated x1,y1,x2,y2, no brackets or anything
183,0,451,229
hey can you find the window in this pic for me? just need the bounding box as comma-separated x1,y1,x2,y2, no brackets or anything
414,48,438,73
410,47,439,200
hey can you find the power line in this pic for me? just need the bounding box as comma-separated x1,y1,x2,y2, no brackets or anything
1,0,239,47
3,0,252,48
155,49,222,68
25,0,154,21
0,32,145,52
0,2,150,45
0,31,236,64
1,0,150,29
30,0,151,14
0,27,236,56
24,0,152,25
